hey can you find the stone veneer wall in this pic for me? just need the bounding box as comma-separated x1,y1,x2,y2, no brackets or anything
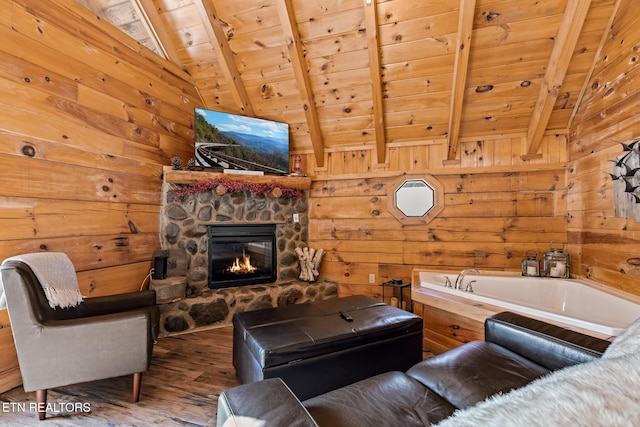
158,180,337,336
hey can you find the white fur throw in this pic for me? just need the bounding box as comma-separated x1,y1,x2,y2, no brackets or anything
435,319,640,427
602,316,640,359
3,252,84,309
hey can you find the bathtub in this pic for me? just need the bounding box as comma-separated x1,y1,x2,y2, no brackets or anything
416,271,640,337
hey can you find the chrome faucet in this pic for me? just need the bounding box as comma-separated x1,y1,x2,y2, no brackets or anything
444,276,452,288
454,268,479,290
465,280,476,293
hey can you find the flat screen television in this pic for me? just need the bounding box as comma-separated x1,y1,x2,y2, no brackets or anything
194,108,290,175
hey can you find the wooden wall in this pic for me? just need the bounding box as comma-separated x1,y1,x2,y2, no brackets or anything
568,0,640,295
307,133,570,300
1,0,640,397
0,0,198,392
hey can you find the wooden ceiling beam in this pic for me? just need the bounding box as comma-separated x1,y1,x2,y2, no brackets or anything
363,0,386,165
276,0,325,168
193,0,254,116
524,0,591,158
447,0,476,161
130,0,184,70
568,0,622,131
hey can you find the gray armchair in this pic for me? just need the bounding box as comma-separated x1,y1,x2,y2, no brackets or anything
0,253,159,420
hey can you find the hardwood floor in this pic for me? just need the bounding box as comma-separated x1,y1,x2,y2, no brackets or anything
0,326,241,426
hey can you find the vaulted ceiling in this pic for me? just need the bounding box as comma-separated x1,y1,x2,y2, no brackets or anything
77,0,619,168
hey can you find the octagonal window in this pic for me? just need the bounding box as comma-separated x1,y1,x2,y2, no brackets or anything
388,174,444,225
395,179,435,217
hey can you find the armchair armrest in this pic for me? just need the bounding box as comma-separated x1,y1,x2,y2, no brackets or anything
75,290,157,317
485,311,611,371
217,378,318,427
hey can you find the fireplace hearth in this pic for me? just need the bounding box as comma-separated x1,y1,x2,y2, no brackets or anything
208,224,277,289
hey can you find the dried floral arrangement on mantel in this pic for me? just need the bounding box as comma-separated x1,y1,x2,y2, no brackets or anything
163,166,311,200
171,178,304,200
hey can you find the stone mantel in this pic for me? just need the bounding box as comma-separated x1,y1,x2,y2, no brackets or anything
163,166,312,190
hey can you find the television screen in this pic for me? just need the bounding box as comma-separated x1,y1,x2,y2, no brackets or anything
194,108,290,175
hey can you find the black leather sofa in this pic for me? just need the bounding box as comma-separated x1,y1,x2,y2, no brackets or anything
217,311,611,427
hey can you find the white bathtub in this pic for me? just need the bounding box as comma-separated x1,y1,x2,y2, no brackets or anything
417,271,640,337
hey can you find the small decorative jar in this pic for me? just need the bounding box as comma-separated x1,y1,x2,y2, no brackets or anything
521,250,539,277
543,241,570,278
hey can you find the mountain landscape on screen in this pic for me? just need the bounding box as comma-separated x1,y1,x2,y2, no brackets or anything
194,108,289,175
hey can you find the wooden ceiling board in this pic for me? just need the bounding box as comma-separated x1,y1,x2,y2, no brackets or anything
377,11,461,46
377,0,458,24
463,79,542,104
292,0,364,21
216,4,282,33
380,35,457,65
307,50,371,77
304,35,370,68
465,59,548,86
473,0,568,29
75,0,621,161
470,15,562,49
467,38,555,70
386,107,450,130
166,22,211,50
295,7,365,41
309,58,373,89
382,55,456,81
384,74,452,98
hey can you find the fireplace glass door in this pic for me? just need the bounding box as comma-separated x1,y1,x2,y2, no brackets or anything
208,224,277,289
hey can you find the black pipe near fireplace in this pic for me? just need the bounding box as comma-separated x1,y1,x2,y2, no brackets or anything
207,224,277,289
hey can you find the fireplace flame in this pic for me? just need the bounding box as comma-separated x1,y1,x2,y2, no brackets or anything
229,250,257,274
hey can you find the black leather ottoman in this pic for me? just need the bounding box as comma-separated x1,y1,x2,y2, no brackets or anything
232,295,423,400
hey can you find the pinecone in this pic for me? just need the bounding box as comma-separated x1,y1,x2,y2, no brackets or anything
171,156,183,170
187,158,196,170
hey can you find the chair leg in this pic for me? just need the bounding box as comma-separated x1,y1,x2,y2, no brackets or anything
36,389,47,420
133,372,142,402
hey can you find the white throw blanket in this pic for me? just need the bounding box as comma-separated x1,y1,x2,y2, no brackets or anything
2,252,84,309
435,317,640,427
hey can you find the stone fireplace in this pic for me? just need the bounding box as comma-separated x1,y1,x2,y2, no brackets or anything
157,168,337,336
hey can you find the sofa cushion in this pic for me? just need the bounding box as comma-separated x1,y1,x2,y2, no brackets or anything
434,352,640,427
407,341,549,409
303,371,456,427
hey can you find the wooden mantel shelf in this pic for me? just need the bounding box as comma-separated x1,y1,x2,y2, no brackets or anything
163,166,312,190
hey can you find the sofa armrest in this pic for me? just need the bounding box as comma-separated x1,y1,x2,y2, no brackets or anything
217,378,318,427
485,311,611,371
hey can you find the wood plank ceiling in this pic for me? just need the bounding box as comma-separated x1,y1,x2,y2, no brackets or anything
76,0,618,168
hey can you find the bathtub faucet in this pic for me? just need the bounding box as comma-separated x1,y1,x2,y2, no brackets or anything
455,268,480,290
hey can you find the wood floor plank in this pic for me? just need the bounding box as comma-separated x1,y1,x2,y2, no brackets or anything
0,326,240,426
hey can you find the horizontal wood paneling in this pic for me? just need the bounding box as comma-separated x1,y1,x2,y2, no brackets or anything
569,0,640,295
0,0,199,392
310,153,568,297
0,311,19,387
0,0,637,402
